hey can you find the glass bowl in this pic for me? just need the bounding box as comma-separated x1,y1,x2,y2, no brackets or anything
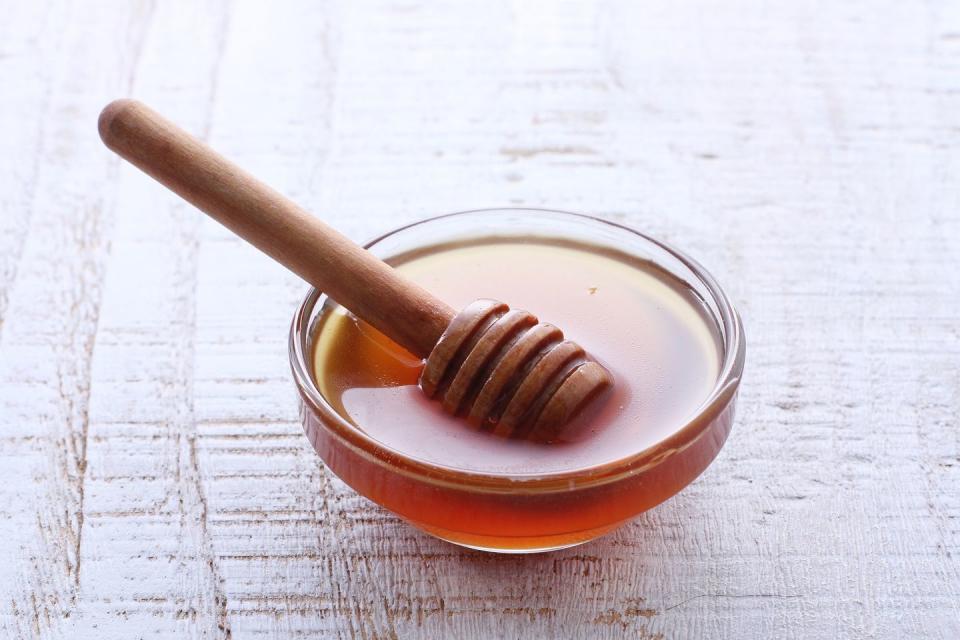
289,208,745,553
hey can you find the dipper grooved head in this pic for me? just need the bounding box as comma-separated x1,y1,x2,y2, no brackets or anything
420,299,614,442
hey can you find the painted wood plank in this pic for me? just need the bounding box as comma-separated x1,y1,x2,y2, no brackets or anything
0,2,156,637
1,0,958,638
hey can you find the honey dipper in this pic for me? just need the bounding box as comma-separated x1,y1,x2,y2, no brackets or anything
98,100,613,442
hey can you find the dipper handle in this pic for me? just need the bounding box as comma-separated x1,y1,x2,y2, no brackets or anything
99,99,614,442
98,99,454,358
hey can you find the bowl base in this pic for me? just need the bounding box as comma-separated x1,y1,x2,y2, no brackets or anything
407,519,625,554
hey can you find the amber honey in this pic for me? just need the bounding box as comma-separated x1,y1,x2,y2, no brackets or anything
314,238,721,472
293,209,743,552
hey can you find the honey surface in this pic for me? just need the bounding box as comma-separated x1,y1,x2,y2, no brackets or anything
312,238,721,475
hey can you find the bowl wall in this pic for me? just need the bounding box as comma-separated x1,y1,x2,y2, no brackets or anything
290,209,745,552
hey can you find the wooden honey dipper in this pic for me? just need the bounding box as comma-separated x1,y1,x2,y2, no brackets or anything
98,100,613,442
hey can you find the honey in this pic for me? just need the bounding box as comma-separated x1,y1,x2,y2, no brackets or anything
312,238,722,474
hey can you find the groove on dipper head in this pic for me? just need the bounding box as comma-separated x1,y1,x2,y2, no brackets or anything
420,299,614,442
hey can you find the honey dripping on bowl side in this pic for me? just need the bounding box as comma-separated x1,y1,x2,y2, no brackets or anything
312,236,723,476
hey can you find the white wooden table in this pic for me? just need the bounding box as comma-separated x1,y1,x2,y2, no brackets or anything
2,1,959,638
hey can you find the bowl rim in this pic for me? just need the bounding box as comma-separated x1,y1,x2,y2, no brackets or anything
289,207,745,491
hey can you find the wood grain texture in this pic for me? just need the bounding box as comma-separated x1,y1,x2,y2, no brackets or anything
1,1,958,638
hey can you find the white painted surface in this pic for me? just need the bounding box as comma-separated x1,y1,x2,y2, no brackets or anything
1,1,959,638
